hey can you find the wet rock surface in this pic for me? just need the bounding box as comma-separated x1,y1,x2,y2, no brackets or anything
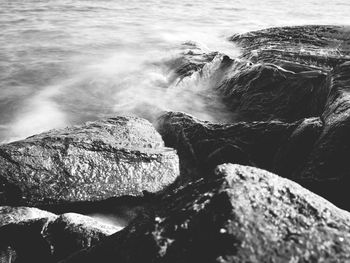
59,164,350,263
0,116,179,206
297,61,350,209
216,61,329,122
216,25,350,122
230,25,350,69
157,111,302,180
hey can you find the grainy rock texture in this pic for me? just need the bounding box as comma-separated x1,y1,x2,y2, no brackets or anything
216,26,350,122
43,213,120,261
216,61,329,122
0,116,179,206
157,111,302,180
156,25,350,210
0,212,120,263
0,206,56,227
230,25,350,69
59,164,350,263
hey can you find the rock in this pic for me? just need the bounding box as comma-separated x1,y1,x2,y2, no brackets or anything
0,207,56,263
43,213,120,261
297,61,350,210
213,25,350,123
230,25,350,69
0,218,54,263
0,212,120,263
216,61,328,122
273,117,323,179
0,116,179,206
0,206,56,227
59,164,350,263
156,111,301,180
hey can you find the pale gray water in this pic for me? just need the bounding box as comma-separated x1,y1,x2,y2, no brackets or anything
1,0,350,142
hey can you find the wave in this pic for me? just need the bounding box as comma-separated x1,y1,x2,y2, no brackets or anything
1,40,240,143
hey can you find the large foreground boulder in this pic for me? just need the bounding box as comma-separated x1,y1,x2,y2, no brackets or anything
0,117,179,206
60,164,350,263
216,61,328,122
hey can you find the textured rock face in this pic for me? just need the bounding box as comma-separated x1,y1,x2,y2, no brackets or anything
43,213,120,261
155,25,350,210
0,212,120,263
297,61,350,209
215,25,350,123
157,111,304,180
217,61,328,122
0,117,179,206
230,25,350,69
0,206,56,227
60,164,350,263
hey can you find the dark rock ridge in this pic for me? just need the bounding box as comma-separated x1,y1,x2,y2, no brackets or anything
59,164,350,263
230,25,350,69
156,111,311,181
297,61,350,209
216,61,329,122
0,116,179,206
0,211,120,263
216,26,350,122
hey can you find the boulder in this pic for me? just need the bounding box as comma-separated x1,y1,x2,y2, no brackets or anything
59,164,350,263
0,206,56,227
213,25,350,123
43,213,120,261
0,212,120,263
216,61,328,122
156,111,301,180
0,116,179,206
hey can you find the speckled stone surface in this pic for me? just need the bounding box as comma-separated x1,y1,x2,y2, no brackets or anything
59,164,350,263
0,116,179,205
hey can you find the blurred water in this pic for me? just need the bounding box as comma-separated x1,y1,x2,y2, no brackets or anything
0,0,349,142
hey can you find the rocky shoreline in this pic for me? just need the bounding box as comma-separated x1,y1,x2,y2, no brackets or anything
1,25,350,262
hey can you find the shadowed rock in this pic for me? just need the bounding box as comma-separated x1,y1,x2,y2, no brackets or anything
217,61,329,122
297,61,350,210
43,213,120,261
59,164,350,263
156,111,303,180
0,116,179,206
212,25,350,123
0,212,120,263
0,207,57,263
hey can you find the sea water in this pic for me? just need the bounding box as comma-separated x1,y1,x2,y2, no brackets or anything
0,0,349,142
